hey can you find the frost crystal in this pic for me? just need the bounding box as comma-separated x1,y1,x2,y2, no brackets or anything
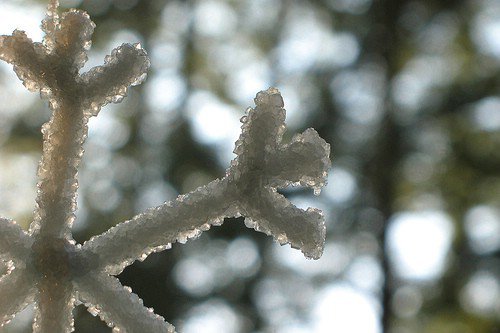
0,1,330,332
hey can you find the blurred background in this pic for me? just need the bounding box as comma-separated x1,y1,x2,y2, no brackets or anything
0,0,499,332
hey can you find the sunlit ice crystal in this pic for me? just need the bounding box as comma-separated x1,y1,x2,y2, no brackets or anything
0,1,330,332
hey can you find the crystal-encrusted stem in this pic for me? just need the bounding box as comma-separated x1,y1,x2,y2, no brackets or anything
83,178,238,275
30,100,87,239
236,186,325,259
75,273,175,332
0,218,33,263
42,0,59,49
33,277,74,333
0,267,37,326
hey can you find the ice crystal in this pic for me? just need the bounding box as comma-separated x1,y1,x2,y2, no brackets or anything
0,1,330,332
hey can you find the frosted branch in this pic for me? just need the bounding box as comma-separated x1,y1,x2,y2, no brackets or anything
84,88,330,269
0,268,36,326
267,128,331,190
42,0,59,49
0,32,49,92
4,8,149,238
229,88,330,258
0,1,330,331
52,10,94,72
81,43,150,116
33,279,74,333
0,218,32,263
239,188,325,259
75,273,175,332
83,178,237,275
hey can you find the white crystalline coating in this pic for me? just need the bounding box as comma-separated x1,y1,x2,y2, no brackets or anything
267,128,331,192
0,1,330,332
75,273,175,333
83,88,329,277
41,0,60,50
229,88,330,258
0,31,48,93
0,267,37,326
81,42,150,117
33,286,75,333
52,9,95,72
0,218,33,264
83,178,239,275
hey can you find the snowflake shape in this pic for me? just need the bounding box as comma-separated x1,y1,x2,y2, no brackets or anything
0,1,330,332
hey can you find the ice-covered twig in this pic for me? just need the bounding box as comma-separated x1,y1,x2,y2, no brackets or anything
82,88,330,278
75,273,175,332
82,178,238,275
0,1,330,332
0,218,32,263
0,2,150,332
0,267,36,325
229,88,330,259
